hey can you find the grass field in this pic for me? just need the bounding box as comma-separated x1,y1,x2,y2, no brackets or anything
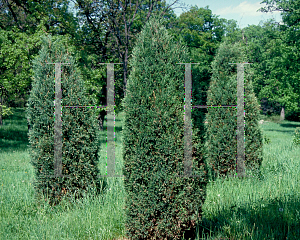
1,107,300,239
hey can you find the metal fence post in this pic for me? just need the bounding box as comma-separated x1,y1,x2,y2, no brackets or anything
98,63,123,178
175,63,201,178
229,62,251,178
46,62,71,179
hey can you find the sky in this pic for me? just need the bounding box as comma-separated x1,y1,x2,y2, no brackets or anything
68,0,284,30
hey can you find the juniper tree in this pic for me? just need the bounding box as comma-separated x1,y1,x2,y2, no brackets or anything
204,41,264,182
26,35,107,207
121,14,209,239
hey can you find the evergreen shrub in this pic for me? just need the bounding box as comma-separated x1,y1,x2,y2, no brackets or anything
122,14,209,239
26,35,107,207
204,41,264,182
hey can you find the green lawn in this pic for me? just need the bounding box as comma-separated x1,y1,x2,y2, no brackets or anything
1,107,300,239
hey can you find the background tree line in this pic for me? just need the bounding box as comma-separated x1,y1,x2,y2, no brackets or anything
0,0,299,127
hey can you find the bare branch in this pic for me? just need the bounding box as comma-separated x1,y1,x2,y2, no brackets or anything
5,0,23,30
127,0,142,34
158,0,179,19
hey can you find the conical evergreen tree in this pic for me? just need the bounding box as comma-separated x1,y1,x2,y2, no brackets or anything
204,41,264,182
26,35,107,207
122,14,209,239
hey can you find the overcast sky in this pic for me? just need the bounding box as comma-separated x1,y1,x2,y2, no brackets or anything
68,0,283,30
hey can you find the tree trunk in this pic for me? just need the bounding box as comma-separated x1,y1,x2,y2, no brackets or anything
0,95,3,126
280,107,285,121
98,110,106,131
28,118,31,130
123,50,128,98
0,110,2,126
98,85,107,131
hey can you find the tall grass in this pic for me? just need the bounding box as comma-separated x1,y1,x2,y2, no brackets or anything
1,107,300,239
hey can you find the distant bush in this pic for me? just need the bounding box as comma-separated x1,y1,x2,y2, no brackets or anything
292,127,300,146
0,103,13,118
264,135,271,144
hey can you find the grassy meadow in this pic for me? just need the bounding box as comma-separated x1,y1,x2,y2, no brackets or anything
1,107,300,239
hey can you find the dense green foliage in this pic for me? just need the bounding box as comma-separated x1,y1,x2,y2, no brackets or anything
256,0,300,121
0,103,13,118
26,35,107,207
204,41,264,181
0,0,79,112
122,14,209,239
0,26,42,122
239,19,299,121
